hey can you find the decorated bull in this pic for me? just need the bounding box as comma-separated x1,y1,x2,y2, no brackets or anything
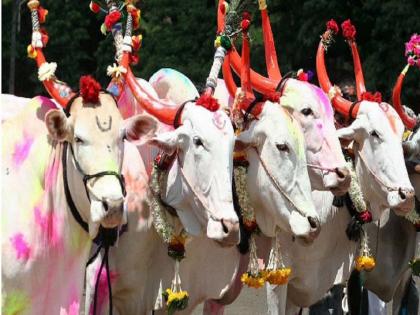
2,1,159,314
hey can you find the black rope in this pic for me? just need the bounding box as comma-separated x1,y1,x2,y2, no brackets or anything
173,99,197,129
348,100,362,121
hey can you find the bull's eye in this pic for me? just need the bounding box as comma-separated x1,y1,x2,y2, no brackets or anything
74,136,84,144
370,130,380,138
301,107,313,116
276,143,289,152
193,136,204,147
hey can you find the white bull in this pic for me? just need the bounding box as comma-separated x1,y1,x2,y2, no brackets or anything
1,93,157,314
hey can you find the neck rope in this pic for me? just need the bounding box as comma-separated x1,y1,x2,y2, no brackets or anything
62,142,127,315
252,147,310,219
357,149,400,192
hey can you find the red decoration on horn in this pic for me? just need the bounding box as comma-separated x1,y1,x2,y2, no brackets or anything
341,19,356,41
38,6,48,24
105,11,121,31
392,65,416,129
196,94,220,112
80,75,101,104
361,91,382,103
326,19,339,34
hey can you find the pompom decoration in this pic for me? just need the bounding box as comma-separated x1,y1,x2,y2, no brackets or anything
241,19,251,32
37,6,48,24
132,34,143,52
219,1,229,15
242,11,251,21
79,75,101,104
196,94,220,112
326,19,339,34
128,6,141,30
104,11,121,31
361,91,382,103
27,44,37,59
341,19,356,41
89,1,101,14
297,69,309,82
358,210,372,223
40,28,49,46
405,34,420,69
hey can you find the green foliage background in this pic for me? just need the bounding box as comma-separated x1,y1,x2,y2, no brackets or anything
2,0,419,106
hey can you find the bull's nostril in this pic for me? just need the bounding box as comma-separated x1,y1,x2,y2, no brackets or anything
335,167,345,179
221,220,229,234
103,201,109,212
399,188,407,200
308,216,319,229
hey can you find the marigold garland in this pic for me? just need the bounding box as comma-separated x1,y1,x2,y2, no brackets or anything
162,288,189,315
355,231,376,272
149,161,190,313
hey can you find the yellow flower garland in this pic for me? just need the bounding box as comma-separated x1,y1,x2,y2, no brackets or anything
264,268,292,285
355,255,376,272
241,272,265,289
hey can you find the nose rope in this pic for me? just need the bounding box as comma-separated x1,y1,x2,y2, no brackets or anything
357,150,401,193
306,163,337,173
252,147,311,219
177,158,223,223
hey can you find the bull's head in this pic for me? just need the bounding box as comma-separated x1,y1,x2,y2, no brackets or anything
27,1,157,238
118,51,239,247
217,1,350,196
317,20,414,219
223,16,320,244
45,79,157,237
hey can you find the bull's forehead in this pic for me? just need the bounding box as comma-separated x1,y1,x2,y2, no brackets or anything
184,105,233,143
362,102,404,137
70,93,123,139
263,102,305,160
281,79,333,119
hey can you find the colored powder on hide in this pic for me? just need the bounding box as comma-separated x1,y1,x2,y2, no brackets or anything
89,268,118,315
3,291,30,315
10,233,31,261
312,85,333,119
285,115,305,160
34,206,61,246
12,134,34,168
60,300,79,315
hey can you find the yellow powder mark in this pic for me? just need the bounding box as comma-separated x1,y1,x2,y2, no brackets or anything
284,113,305,160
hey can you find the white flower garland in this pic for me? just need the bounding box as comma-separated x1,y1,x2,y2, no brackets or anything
346,160,366,213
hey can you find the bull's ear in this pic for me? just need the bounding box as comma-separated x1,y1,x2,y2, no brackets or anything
235,128,255,151
336,119,363,141
45,109,71,142
124,114,158,142
148,124,190,154
148,131,178,155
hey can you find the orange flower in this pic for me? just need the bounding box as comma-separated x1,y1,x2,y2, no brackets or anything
37,6,48,24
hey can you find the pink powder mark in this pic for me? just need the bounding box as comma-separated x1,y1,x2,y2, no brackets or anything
60,301,79,315
34,206,61,246
89,268,118,315
312,84,333,118
44,156,60,192
212,111,227,131
10,233,31,261
12,134,34,167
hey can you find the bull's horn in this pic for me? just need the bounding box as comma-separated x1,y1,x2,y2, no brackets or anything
316,25,359,119
27,0,76,107
120,53,180,126
392,65,417,129
217,0,277,94
260,0,281,81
